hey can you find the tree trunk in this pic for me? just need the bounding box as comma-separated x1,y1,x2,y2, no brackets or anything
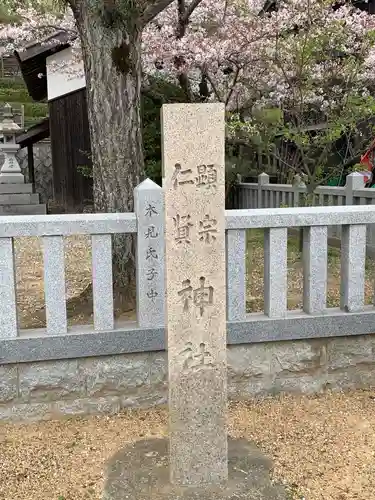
72,0,145,309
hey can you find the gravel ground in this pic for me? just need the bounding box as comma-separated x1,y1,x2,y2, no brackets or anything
1,391,375,500
246,229,375,311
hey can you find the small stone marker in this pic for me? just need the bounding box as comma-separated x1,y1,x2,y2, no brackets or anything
162,103,227,486
134,178,165,328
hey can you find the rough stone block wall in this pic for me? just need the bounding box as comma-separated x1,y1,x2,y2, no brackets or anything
16,141,53,204
1,335,375,423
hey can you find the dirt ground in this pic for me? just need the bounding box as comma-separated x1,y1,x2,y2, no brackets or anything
1,391,375,500
14,235,93,329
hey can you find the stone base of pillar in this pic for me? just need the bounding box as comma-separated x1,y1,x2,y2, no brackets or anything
103,438,288,500
0,173,25,184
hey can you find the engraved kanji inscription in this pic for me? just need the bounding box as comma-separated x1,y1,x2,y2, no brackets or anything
145,225,159,239
147,288,158,302
145,203,158,217
194,277,214,316
146,246,158,260
198,214,217,243
178,279,193,312
177,276,214,316
179,342,214,372
174,214,193,244
172,163,194,189
195,164,217,192
146,267,158,281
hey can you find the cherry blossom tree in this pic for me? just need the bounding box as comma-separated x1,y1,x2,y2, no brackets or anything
144,0,375,192
0,0,206,308
2,0,375,303
3,1,375,190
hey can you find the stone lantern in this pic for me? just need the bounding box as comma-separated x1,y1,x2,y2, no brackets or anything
0,103,24,184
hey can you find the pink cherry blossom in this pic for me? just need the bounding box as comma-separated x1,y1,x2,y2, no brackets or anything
1,0,375,114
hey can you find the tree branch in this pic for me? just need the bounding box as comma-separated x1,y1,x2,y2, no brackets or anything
140,0,175,28
178,72,195,101
177,0,203,37
225,66,240,107
204,71,223,102
222,0,229,22
178,0,186,20
32,25,77,37
227,138,251,148
174,0,204,99
177,0,187,38
67,0,78,10
182,0,204,22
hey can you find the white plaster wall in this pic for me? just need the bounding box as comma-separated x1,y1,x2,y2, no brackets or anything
46,47,86,101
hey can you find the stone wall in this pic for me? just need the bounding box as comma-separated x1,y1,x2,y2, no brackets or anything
1,334,375,423
16,141,53,204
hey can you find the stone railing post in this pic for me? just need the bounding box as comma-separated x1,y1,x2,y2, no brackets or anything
345,172,364,205
257,172,269,208
0,238,18,338
134,178,165,328
340,224,366,312
292,174,305,207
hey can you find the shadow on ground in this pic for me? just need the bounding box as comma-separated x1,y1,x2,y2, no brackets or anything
103,438,289,500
